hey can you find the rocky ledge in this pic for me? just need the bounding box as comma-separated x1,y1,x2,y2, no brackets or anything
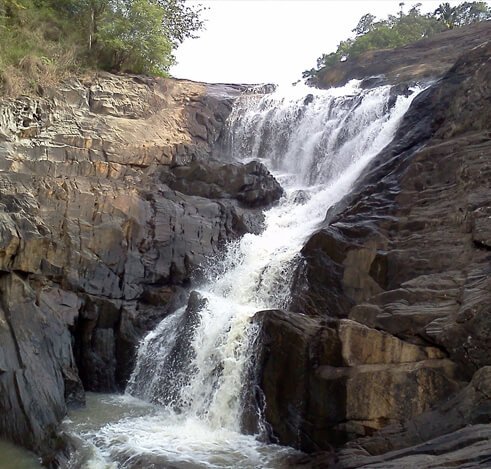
253,39,491,467
312,21,491,88
0,73,282,463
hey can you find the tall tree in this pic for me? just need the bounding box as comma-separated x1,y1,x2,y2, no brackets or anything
97,0,173,74
156,0,206,47
434,2,457,28
43,0,110,49
352,13,376,36
41,0,206,73
453,1,491,25
82,0,110,50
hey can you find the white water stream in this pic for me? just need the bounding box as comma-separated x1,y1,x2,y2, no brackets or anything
67,81,420,468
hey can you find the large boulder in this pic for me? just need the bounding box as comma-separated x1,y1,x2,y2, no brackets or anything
252,310,462,452
161,159,284,208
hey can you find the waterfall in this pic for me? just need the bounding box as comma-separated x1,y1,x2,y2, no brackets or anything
78,81,421,468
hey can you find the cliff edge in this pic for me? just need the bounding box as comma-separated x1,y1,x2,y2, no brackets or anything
313,21,491,88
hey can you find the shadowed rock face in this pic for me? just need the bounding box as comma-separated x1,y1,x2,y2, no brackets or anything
254,40,491,465
312,21,491,88
0,73,283,462
253,310,462,452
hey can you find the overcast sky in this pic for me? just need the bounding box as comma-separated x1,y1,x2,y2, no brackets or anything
170,0,474,85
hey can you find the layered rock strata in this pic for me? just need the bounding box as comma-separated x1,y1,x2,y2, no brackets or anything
0,73,282,461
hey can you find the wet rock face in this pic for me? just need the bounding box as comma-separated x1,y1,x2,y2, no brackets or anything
0,73,282,460
253,310,461,451
257,40,491,463
161,159,284,208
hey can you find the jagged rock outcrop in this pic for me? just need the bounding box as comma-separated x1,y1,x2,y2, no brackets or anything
312,21,491,88
161,159,283,208
253,310,462,451
255,38,491,466
0,73,282,462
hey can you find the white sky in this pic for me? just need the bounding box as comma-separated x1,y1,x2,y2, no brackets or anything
170,0,476,84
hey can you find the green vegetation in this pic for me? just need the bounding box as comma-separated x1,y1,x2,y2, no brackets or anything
304,2,491,81
0,0,204,95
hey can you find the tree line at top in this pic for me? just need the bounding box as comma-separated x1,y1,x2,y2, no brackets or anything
304,1,491,81
1,0,489,96
0,0,205,94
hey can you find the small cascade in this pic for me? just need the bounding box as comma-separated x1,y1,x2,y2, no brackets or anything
74,80,421,468
224,82,403,187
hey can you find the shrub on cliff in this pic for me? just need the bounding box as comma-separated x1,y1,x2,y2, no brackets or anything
94,0,174,74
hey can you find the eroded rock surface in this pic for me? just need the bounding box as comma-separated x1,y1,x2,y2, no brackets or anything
0,73,282,461
255,37,491,467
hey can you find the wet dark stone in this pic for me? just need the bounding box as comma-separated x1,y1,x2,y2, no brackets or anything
259,36,491,467
304,94,314,105
161,159,284,208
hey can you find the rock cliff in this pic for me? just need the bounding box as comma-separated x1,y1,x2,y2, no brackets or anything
254,36,491,467
0,73,282,463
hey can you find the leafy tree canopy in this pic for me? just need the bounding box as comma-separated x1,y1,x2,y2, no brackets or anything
0,0,205,94
434,1,490,27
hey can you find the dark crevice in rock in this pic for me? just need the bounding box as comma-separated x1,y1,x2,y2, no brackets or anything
473,239,491,252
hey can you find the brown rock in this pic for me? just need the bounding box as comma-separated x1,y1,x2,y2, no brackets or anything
252,310,461,451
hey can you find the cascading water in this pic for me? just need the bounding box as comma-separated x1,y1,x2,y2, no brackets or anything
68,81,421,468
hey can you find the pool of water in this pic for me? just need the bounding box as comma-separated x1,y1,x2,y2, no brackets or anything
64,393,300,468
0,440,42,469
